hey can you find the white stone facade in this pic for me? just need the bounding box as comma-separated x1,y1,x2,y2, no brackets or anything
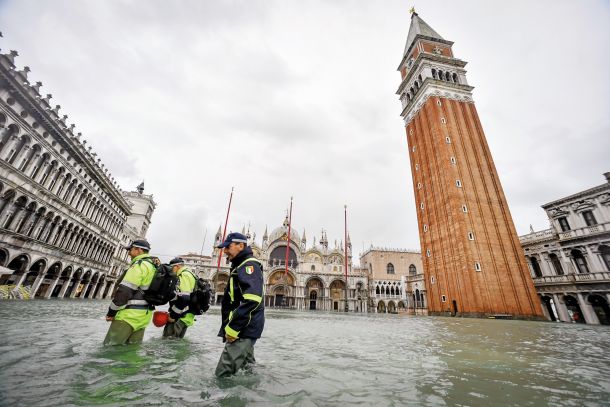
360,247,427,314
0,49,156,299
519,173,610,325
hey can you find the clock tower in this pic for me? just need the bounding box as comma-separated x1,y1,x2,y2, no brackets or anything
397,12,544,319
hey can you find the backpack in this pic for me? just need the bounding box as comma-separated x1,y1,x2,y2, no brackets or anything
141,258,179,306
184,270,212,315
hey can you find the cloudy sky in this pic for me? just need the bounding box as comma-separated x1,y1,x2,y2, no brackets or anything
1,1,609,260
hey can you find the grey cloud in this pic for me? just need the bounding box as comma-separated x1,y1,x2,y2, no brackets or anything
1,0,608,258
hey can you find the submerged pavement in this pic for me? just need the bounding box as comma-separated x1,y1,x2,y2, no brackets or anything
1,299,609,406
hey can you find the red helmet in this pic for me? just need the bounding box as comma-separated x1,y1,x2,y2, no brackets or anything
152,311,169,327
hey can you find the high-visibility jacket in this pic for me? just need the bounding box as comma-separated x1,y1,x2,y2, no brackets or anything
168,267,197,327
106,253,156,331
218,246,265,340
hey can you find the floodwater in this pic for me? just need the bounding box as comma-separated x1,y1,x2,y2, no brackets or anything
1,300,609,406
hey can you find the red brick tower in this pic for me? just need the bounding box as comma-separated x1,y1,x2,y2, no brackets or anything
397,12,544,319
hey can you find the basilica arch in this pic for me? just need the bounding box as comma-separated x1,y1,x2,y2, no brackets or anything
305,276,324,310
266,269,296,307
268,245,299,269
329,279,346,311
212,271,229,304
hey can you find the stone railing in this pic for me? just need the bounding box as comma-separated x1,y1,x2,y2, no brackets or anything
533,271,610,285
519,228,556,244
558,223,610,242
405,274,425,282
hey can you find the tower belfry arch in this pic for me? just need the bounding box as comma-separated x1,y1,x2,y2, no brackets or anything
396,12,544,319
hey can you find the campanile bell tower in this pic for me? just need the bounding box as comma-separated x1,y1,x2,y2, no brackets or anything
397,11,543,319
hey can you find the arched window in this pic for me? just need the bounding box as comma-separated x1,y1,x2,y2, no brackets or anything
409,264,417,275
418,74,423,83
549,253,564,275
445,71,451,81
385,286,390,295
390,286,395,296
386,263,395,274
599,245,610,271
452,73,459,83
311,265,315,271
431,69,437,79
529,257,542,277
438,70,444,80
269,245,298,267
376,286,380,295
571,249,589,273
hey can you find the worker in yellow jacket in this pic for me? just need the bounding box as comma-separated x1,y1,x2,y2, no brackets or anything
103,239,156,345
163,257,197,338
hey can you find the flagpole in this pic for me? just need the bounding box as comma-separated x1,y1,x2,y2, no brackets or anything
282,197,293,308
344,204,349,312
216,187,234,273
199,228,208,256
284,197,293,276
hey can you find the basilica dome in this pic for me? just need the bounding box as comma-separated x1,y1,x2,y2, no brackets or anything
268,224,301,245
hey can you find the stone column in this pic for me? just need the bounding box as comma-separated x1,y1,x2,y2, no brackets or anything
29,274,45,298
25,212,41,237
46,222,60,244
13,144,30,168
576,293,600,325
0,203,17,229
567,252,581,274
57,279,71,298
80,281,92,299
12,273,28,289
539,254,554,276
0,133,20,161
88,281,100,299
96,281,108,299
585,246,605,272
559,250,575,274
69,279,81,298
539,296,552,321
552,294,571,322
13,208,33,234
4,204,24,231
570,210,587,230
594,201,609,223
44,276,61,299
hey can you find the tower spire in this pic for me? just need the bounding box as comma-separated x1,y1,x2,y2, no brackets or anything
403,12,446,57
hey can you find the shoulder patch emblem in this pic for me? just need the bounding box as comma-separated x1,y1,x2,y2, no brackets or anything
245,266,254,275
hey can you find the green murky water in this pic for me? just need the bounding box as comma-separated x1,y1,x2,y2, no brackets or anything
0,299,609,406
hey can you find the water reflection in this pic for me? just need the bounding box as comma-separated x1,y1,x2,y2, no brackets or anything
0,300,609,406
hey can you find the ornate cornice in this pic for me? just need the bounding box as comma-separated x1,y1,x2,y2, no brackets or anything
403,84,474,126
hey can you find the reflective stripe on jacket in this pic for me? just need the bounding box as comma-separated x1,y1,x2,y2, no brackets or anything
218,246,265,340
169,267,197,327
107,253,156,331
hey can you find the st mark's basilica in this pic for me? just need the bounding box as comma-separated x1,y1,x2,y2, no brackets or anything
197,216,369,313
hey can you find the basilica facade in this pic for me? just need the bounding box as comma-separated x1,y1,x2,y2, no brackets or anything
198,217,369,312
0,48,156,300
